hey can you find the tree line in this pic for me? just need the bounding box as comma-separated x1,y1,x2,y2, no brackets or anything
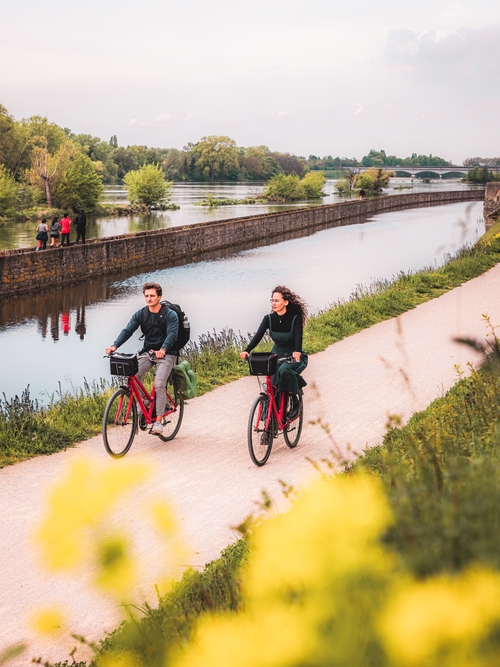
0,101,491,217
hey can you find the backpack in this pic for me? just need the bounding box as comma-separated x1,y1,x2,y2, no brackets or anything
140,300,190,351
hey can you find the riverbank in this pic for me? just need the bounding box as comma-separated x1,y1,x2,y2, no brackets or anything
2,217,499,468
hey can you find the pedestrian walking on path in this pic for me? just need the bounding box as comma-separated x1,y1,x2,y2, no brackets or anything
35,218,49,250
60,213,71,246
75,210,87,244
49,217,60,248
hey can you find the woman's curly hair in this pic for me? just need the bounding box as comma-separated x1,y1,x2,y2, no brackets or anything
271,285,308,328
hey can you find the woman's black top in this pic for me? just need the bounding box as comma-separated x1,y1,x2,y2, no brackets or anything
245,307,303,353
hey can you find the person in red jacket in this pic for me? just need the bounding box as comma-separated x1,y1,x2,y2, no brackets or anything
60,213,72,246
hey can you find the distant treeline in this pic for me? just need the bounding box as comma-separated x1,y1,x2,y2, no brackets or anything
1,103,472,188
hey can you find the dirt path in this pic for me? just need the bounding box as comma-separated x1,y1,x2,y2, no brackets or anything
2,264,500,665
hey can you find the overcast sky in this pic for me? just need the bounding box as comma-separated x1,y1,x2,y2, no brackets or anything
2,0,499,163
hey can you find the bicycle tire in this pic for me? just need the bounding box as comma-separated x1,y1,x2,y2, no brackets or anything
103,388,137,458
248,395,274,467
157,382,184,442
283,392,303,449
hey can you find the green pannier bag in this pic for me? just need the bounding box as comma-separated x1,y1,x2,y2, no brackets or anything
172,360,197,399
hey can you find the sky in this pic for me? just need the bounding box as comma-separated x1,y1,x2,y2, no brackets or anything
1,0,500,163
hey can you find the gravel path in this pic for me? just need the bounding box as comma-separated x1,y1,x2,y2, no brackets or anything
1,263,500,665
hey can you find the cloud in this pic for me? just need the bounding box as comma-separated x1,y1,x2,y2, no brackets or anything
276,110,289,118
154,113,171,122
383,25,500,92
185,113,193,122
128,118,148,126
351,103,363,116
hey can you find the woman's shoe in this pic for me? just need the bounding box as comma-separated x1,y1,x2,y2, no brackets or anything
287,394,301,419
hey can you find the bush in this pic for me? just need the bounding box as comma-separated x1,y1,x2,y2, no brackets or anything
300,170,326,198
355,167,393,193
262,171,326,202
124,163,172,208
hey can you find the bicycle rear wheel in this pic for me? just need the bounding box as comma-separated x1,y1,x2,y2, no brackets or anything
103,388,137,458
284,392,303,449
248,395,274,467
157,381,184,442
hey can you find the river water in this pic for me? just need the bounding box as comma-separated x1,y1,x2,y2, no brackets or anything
0,200,484,402
0,179,481,250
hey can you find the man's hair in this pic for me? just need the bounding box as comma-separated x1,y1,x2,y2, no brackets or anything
142,282,163,297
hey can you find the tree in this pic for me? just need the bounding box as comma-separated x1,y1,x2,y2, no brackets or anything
239,146,280,180
262,174,305,202
29,138,77,207
268,151,306,177
0,165,17,216
301,171,326,198
55,153,104,211
354,167,393,193
123,163,172,207
193,136,240,182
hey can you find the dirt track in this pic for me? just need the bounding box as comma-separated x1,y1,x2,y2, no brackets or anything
1,263,500,665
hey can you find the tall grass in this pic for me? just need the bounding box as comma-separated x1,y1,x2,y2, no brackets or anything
0,379,113,467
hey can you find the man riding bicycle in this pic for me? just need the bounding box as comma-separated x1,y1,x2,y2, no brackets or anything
105,282,178,436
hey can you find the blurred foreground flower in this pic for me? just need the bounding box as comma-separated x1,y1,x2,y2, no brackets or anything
30,607,65,636
380,567,500,665
35,455,183,602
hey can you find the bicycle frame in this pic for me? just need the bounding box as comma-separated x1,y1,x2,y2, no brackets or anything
259,375,291,433
119,374,178,424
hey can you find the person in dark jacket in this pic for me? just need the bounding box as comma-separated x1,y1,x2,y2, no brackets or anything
75,210,87,244
240,285,308,418
105,282,179,436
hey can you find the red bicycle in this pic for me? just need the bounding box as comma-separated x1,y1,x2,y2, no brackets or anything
102,352,184,458
246,352,303,466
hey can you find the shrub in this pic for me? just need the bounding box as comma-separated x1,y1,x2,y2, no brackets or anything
124,163,172,208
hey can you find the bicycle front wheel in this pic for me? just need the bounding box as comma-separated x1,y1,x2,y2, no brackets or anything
157,382,184,442
248,395,274,467
103,388,138,458
284,392,303,449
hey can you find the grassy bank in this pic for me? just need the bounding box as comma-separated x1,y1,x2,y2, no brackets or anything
1,221,500,468
64,328,500,667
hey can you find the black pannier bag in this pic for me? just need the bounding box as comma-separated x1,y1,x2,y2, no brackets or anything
248,352,278,376
110,353,139,376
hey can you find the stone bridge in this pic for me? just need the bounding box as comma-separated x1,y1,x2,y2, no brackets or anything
355,166,471,178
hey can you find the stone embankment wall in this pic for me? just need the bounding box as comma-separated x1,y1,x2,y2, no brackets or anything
0,190,485,299
484,182,500,220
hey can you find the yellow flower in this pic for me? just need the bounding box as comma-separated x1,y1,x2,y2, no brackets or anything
97,650,140,667
247,474,392,603
31,607,65,635
36,456,151,570
95,535,136,598
380,568,500,664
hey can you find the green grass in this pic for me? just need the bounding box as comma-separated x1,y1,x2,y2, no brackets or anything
2,221,500,468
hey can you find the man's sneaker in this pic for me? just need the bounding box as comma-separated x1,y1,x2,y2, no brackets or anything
151,421,164,436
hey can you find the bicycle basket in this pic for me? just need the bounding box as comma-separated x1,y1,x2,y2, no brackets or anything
110,353,138,376
248,352,278,376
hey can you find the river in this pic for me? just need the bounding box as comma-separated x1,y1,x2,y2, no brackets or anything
0,199,484,402
0,179,481,251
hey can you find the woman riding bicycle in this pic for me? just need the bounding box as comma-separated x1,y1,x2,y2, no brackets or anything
240,285,308,418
